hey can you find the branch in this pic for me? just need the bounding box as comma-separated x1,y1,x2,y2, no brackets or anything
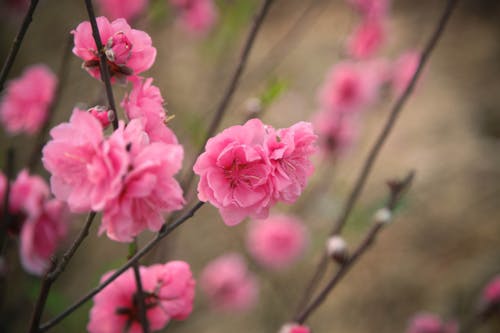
0,148,15,254
0,0,40,92
39,201,204,332
130,240,150,333
83,0,119,130
28,260,57,333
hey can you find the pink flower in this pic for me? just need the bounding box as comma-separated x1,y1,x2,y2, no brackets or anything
347,19,385,59
347,0,389,19
0,64,57,135
391,50,421,96
88,261,195,333
266,122,317,203
406,313,458,333
42,110,129,212
312,110,357,157
100,120,185,242
122,76,178,144
170,0,218,34
72,17,156,81
193,119,273,226
20,199,69,275
87,105,113,129
9,169,50,221
96,0,148,21
246,215,308,270
280,323,311,333
200,253,258,312
319,61,380,114
479,275,500,315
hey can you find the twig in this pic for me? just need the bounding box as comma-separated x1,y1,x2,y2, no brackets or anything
294,172,414,324
28,260,57,333
39,201,204,332
27,34,73,171
0,0,40,92
0,148,15,254
181,0,275,193
130,240,149,333
83,0,119,130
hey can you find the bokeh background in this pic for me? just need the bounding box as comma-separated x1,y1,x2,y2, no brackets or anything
1,0,500,332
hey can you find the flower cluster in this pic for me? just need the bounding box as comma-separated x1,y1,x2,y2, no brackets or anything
170,0,218,34
88,261,195,333
0,170,69,275
0,64,57,135
406,313,458,333
194,119,317,226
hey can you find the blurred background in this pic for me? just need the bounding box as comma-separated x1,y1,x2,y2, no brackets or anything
1,0,500,332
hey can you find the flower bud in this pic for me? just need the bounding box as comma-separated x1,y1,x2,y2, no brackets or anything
326,235,348,264
373,207,392,225
105,32,133,65
479,275,500,317
279,323,311,333
87,106,112,129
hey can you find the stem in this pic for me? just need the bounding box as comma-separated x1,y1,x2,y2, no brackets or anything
27,34,73,171
83,0,119,130
28,260,57,333
181,0,275,193
0,148,15,254
0,0,40,92
39,201,204,332
130,240,149,333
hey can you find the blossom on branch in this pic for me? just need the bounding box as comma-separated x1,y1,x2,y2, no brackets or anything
279,323,311,333
406,313,458,333
170,0,218,34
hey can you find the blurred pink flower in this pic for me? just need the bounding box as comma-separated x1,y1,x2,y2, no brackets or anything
200,253,258,312
406,313,458,333
10,169,50,220
42,110,129,212
193,118,273,226
266,122,317,203
96,0,148,21
0,64,57,135
20,199,69,275
480,275,500,313
87,105,112,129
170,0,218,34
101,120,184,242
391,50,421,96
72,17,156,81
280,323,311,333
319,61,380,114
347,0,389,19
246,215,308,270
122,76,178,144
347,19,385,59
88,261,195,333
312,110,357,157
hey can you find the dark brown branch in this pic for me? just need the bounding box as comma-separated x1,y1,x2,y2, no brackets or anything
39,201,205,332
28,260,57,333
0,0,40,92
181,0,275,193
131,240,149,333
28,34,73,171
0,148,15,254
83,0,119,130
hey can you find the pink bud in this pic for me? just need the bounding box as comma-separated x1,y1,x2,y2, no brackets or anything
480,275,500,313
406,313,458,333
105,31,133,65
87,106,112,129
279,323,311,333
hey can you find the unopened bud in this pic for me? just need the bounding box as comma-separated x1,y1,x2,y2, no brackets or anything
326,235,348,264
87,106,112,129
279,323,311,333
245,97,262,114
373,207,392,225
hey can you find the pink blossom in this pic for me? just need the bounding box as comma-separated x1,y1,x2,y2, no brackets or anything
96,0,148,21
42,110,129,212
87,105,112,129
347,0,389,19
480,275,500,314
319,61,380,114
200,253,258,312
347,19,385,59
88,261,195,333
122,76,178,144
193,119,273,226
312,110,357,157
0,64,57,135
20,199,69,275
391,50,421,96
280,323,311,333
266,122,317,203
0,172,6,211
72,17,156,81
170,0,218,34
100,120,185,242
246,215,308,270
9,169,50,220
406,313,458,333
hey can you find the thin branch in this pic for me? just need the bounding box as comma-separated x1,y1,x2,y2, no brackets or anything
294,172,415,324
83,0,119,130
28,34,73,171
181,0,275,193
0,0,40,92
131,240,150,333
28,260,57,333
0,148,15,253
39,201,205,332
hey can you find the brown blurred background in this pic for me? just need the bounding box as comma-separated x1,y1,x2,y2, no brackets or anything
1,0,500,332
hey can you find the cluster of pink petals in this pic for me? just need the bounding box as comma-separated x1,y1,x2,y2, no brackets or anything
88,261,195,333
96,0,148,21
194,119,317,226
0,64,57,135
0,170,69,275
170,0,218,34
312,109,357,157
86,105,113,129
72,16,156,81
406,313,458,333
246,215,308,270
391,50,421,96
42,110,184,242
480,275,500,311
200,253,258,312
347,19,385,59
279,323,311,333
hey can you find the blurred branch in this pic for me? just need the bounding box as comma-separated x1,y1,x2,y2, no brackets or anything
130,240,150,333
83,0,119,130
0,148,15,255
28,260,57,333
0,0,40,92
294,171,415,324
